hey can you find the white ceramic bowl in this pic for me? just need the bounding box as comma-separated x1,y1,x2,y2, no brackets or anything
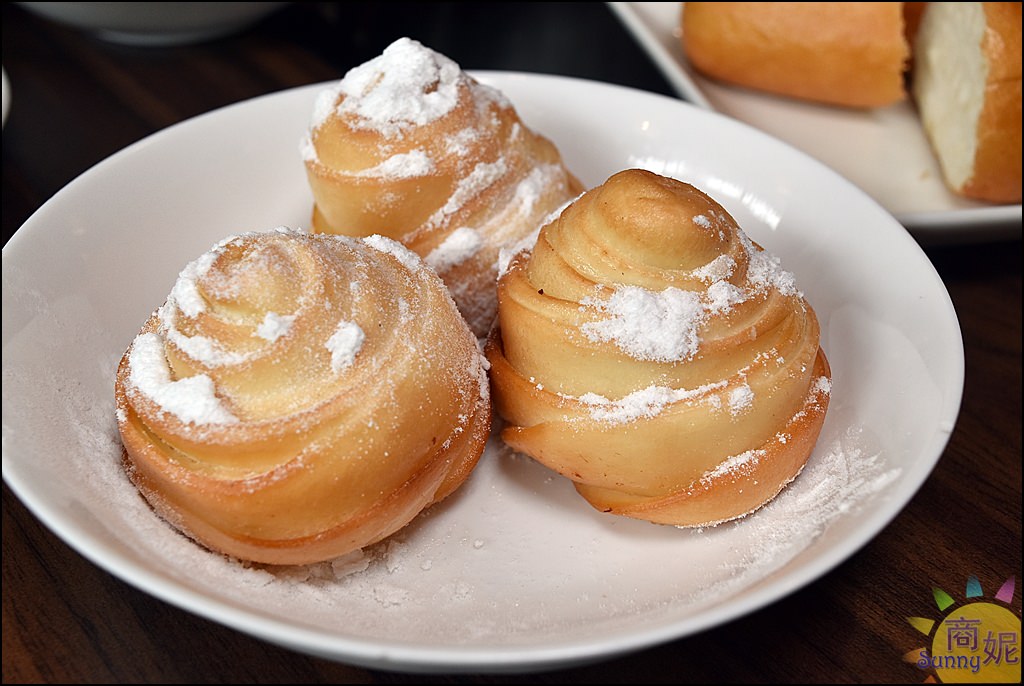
1,74,963,673
17,2,289,46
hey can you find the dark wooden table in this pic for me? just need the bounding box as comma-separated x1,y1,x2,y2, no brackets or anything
3,3,1020,683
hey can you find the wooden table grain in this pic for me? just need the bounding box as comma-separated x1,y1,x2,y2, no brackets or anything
3,3,1020,683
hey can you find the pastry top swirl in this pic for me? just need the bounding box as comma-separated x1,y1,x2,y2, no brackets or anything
115,228,491,565
486,169,830,527
302,37,582,335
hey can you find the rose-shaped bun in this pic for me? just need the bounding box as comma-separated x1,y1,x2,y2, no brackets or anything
302,37,583,336
115,229,491,565
486,170,831,527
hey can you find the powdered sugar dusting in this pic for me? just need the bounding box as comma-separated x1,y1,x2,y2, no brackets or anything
579,234,803,362
310,82,343,131
169,249,218,318
567,380,728,424
256,312,294,342
362,234,423,273
354,150,434,179
728,383,754,415
427,159,507,229
471,347,492,410
326,320,365,373
424,227,483,273
330,550,371,577
687,208,734,240
692,255,736,282
159,316,251,367
333,37,463,138
740,232,799,296
580,286,705,363
692,214,713,229
507,165,554,220
155,232,296,369
701,448,763,482
497,226,541,278
299,132,318,163
445,127,478,157
684,427,902,601
127,332,238,425
705,280,745,313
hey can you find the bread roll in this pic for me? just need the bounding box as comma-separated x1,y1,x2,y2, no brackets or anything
485,170,831,527
681,2,910,108
115,229,491,565
912,2,1022,203
303,37,583,336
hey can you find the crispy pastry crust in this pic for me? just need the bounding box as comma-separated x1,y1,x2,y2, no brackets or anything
115,231,490,565
485,169,831,527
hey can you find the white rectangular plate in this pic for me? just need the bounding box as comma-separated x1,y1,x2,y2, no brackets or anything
609,2,1022,243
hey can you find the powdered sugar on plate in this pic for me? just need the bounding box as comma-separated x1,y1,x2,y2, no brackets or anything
0,282,903,645
681,425,901,603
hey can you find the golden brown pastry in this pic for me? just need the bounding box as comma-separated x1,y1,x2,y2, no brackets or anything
485,170,831,527
115,229,491,565
911,2,1022,203
302,37,583,336
681,2,910,108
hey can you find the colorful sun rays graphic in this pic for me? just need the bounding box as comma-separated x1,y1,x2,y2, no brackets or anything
904,575,1020,683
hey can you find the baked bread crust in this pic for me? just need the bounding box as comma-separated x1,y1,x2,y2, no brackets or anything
681,2,910,108
115,230,491,565
486,170,831,527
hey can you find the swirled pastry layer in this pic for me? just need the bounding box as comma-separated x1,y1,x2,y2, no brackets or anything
115,229,491,565
485,170,831,527
302,37,583,336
